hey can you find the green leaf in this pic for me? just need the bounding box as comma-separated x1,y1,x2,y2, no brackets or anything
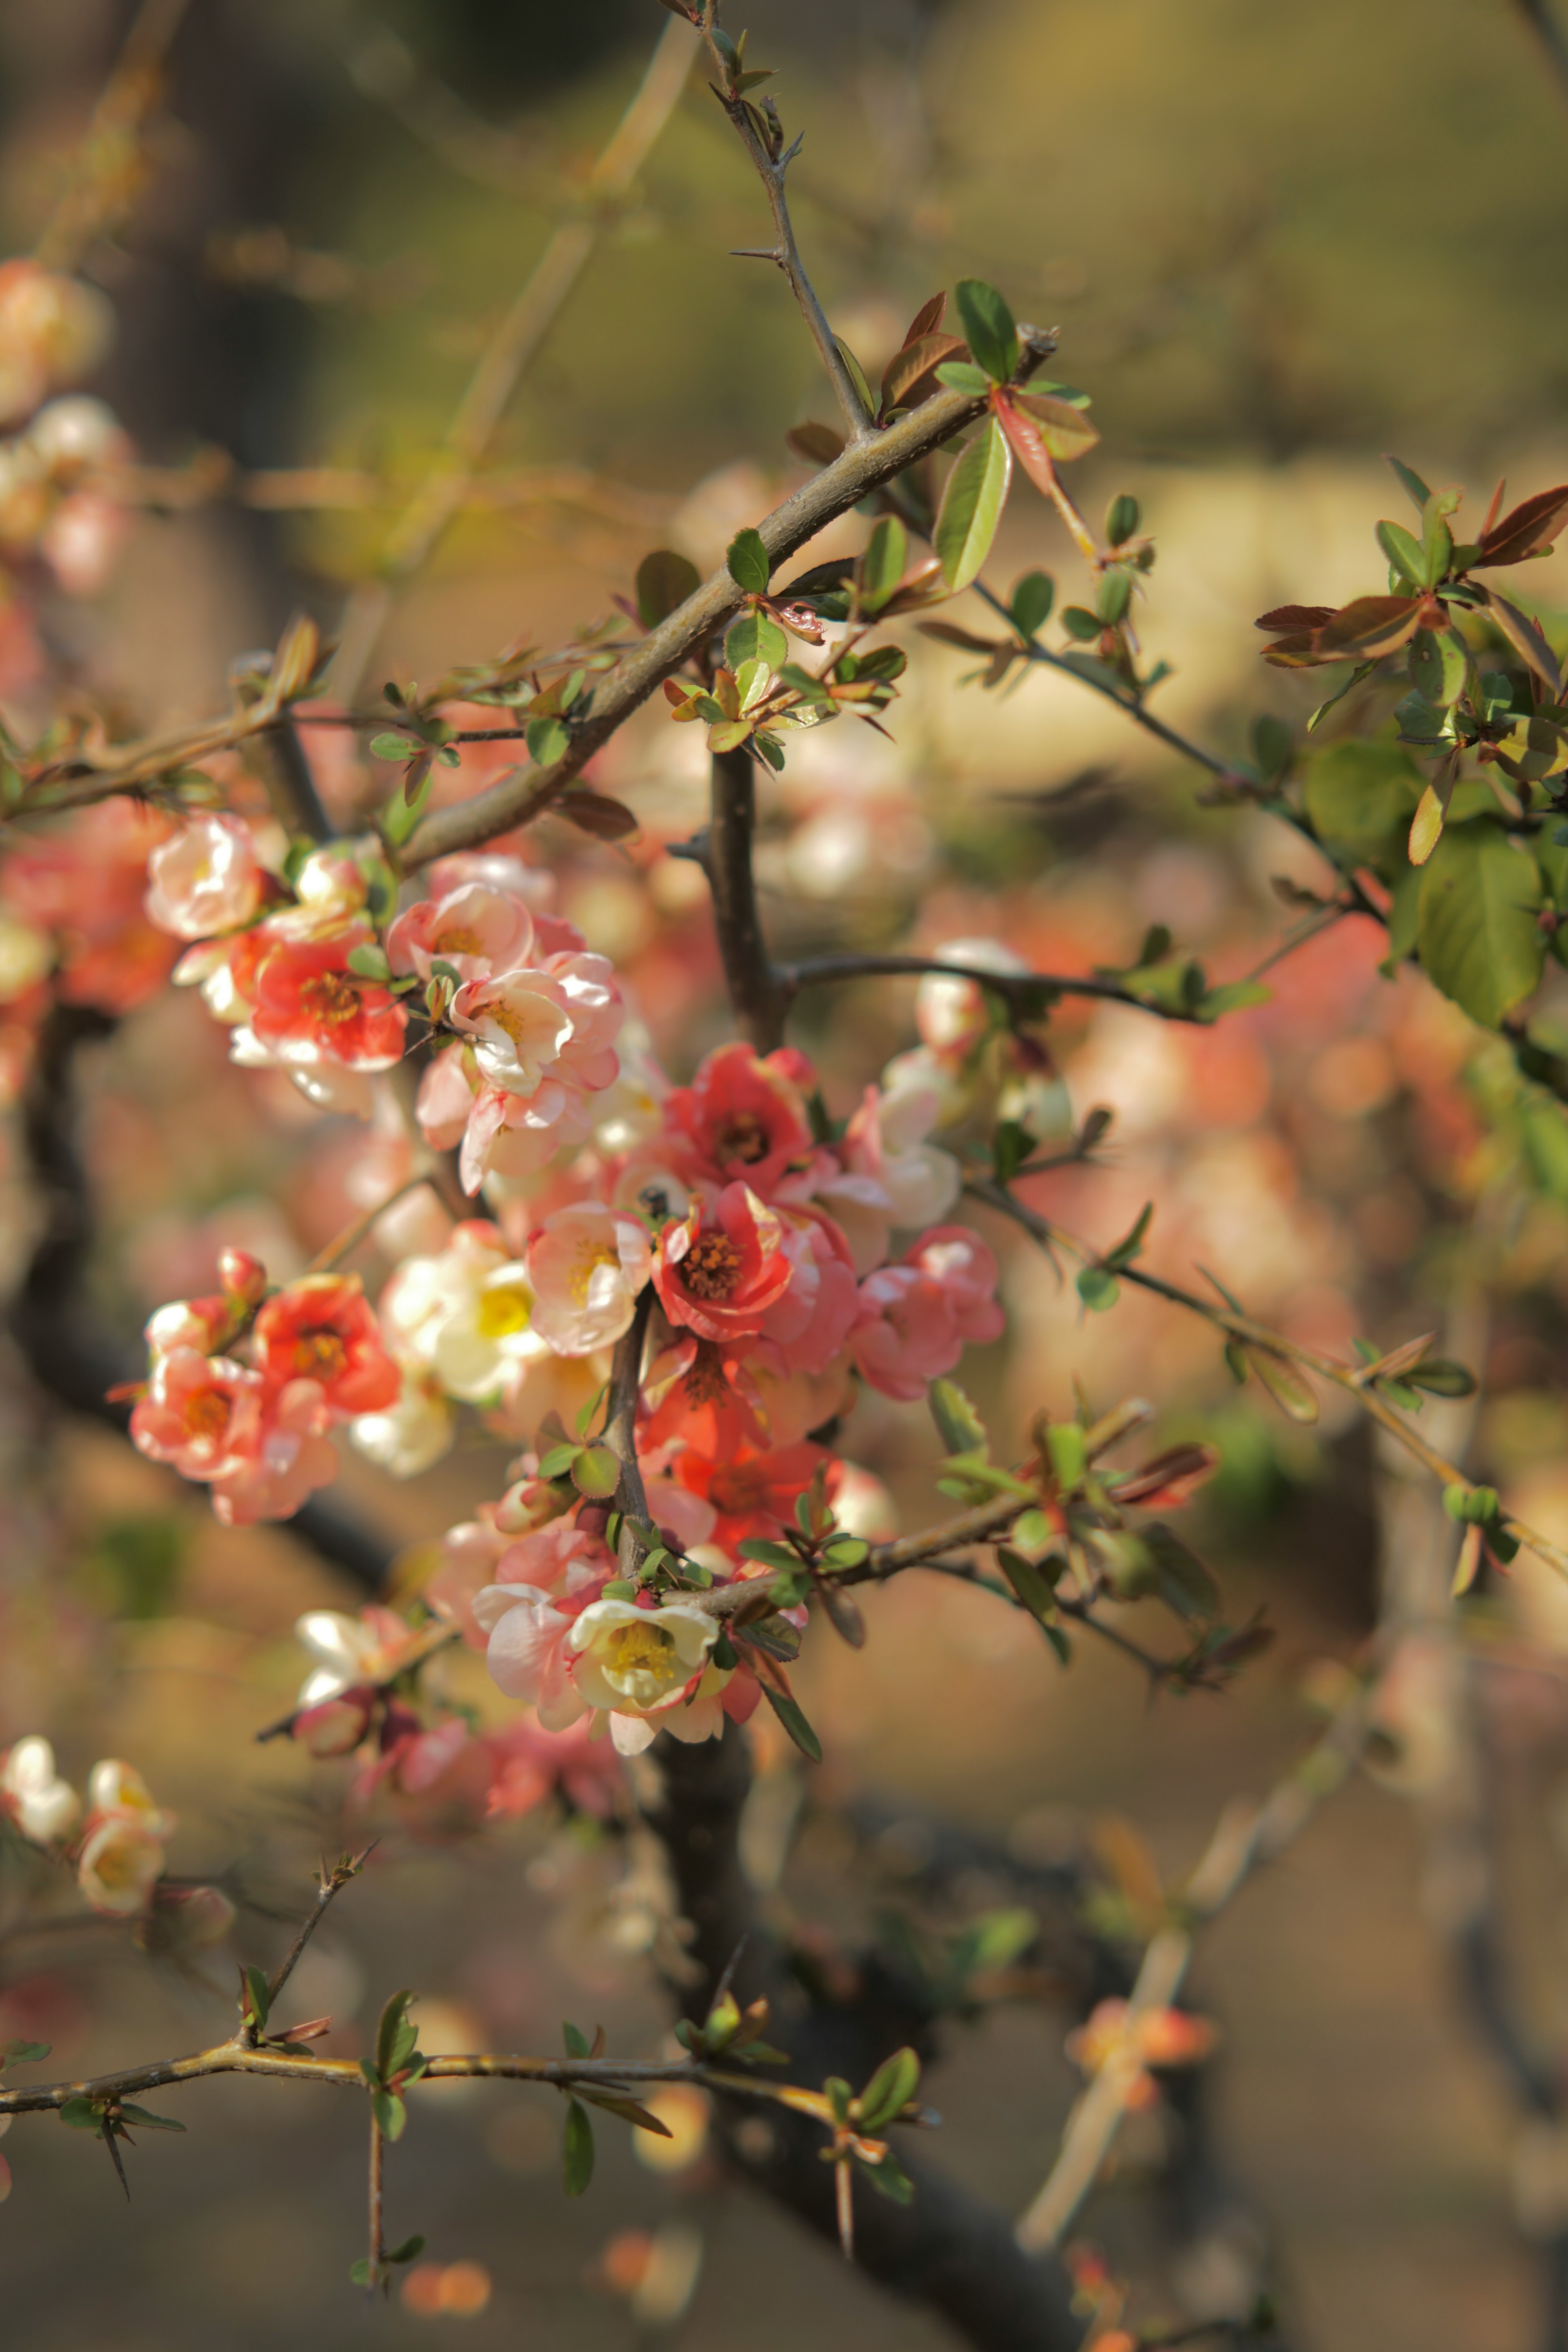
954,278,1018,383
1060,606,1102,642
525,715,570,767
636,548,701,629
707,718,753,754
833,337,876,419
1103,1201,1153,1270
59,2096,101,2129
1245,1350,1320,1425
998,1546,1062,1625
385,2235,427,2266
244,1965,271,2034
726,527,771,596
760,1684,822,1762
383,764,433,848
991,1118,1034,1182
563,2098,595,2195
1405,1357,1478,1397
0,2040,49,2066
1105,493,1140,546
1408,784,1444,866
934,360,994,397
1047,1422,1087,1489
726,610,789,671
856,2046,920,2132
1251,715,1293,780
1417,821,1545,1028
570,1444,623,1499
346,943,390,980
563,2020,591,2058
369,732,421,762
821,1535,869,1570
1376,519,1425,586
934,418,1013,592
376,1989,416,2082
1096,570,1132,626
859,516,908,612
1076,1266,1120,1311
349,2258,374,2287
1010,571,1054,637
1386,454,1433,513
118,2103,185,2133
538,1440,581,1479
859,2148,915,2202
737,1538,804,1571
929,1378,988,1459
1302,739,1425,879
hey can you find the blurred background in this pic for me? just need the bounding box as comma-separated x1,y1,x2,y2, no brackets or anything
4,2,1568,2347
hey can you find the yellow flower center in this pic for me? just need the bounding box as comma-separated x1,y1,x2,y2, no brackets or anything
299,970,362,1025
606,1621,674,1675
569,1242,617,1305
476,1283,532,1339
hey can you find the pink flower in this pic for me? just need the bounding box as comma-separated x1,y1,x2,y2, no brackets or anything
386,882,535,986
450,953,620,1096
129,1348,263,1480
673,1440,835,1551
144,814,264,940
756,1211,861,1374
457,1078,599,1194
651,1183,794,1345
905,1224,1005,1342
208,1379,341,1525
849,1224,1003,1401
247,927,408,1071
252,1274,402,1417
664,1042,815,1195
481,1715,624,1821
527,1202,651,1354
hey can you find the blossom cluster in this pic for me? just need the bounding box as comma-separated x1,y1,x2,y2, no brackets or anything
132,821,1010,1790
0,1735,229,1941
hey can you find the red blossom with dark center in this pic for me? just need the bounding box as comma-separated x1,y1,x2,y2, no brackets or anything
664,1042,816,1196
248,929,408,1070
252,1274,401,1416
651,1182,794,1344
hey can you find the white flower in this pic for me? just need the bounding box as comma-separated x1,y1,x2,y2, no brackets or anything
0,1736,80,1845
566,1599,724,1753
526,1203,651,1356
350,1373,454,1477
293,1611,381,1706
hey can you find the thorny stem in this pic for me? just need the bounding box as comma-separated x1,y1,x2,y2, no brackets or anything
709,748,788,1051
366,2107,384,2292
1015,1662,1381,2251
33,0,195,274
967,1174,1568,1586
330,15,699,702
605,1285,656,1577
700,25,876,442
779,951,1204,1025
263,1849,374,2026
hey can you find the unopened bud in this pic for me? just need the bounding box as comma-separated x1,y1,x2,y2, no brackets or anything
492,1476,573,1535
217,1247,267,1305
293,1691,375,1758
134,1882,237,1955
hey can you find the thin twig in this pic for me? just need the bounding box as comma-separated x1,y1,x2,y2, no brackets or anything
604,1285,656,1579
330,14,699,701
265,1848,375,2022
365,2105,384,2291
968,1175,1568,1586
34,0,195,273
1510,0,1568,100
699,26,875,441
779,951,1201,1024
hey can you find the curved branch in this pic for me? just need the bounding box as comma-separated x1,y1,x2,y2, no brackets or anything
779,950,1202,1024
403,332,1055,868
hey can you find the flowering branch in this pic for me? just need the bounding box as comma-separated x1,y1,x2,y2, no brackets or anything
778,951,1205,1024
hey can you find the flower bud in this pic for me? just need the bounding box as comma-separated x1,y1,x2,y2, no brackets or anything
293,1690,375,1758
217,1248,267,1307
134,1882,237,1955
492,1475,574,1535
0,1735,80,1846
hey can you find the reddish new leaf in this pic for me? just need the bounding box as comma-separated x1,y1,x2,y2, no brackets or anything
1476,584,1562,693
1113,1443,1221,1510
880,333,969,417
1476,483,1568,566
559,792,640,840
1312,595,1423,660
785,421,845,468
900,291,947,347
1255,604,1337,632
1001,390,1100,465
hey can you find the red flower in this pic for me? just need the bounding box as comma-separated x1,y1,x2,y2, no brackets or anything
252,1274,401,1415
248,928,408,1070
651,1183,795,1344
674,1440,836,1550
664,1043,816,1195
